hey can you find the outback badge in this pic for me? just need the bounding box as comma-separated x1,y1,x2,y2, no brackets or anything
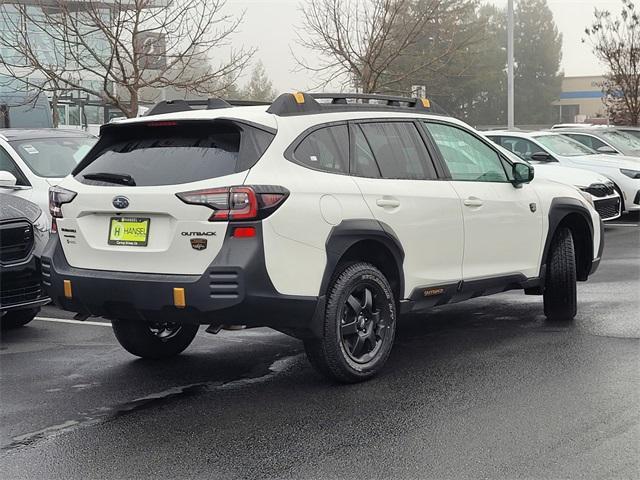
190,238,207,251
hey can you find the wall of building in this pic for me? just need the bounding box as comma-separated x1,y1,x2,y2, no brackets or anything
552,75,606,123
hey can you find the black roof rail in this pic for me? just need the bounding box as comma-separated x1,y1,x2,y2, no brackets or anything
226,100,271,107
266,92,442,117
145,98,270,116
146,98,230,116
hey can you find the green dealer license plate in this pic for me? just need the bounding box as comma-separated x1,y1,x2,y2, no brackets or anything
108,217,150,247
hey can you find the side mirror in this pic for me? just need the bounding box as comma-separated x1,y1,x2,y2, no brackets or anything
0,170,17,188
530,152,553,162
596,145,618,154
513,162,534,186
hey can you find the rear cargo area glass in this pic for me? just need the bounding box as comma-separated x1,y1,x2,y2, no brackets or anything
76,122,272,186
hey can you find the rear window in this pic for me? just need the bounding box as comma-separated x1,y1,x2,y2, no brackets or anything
10,136,96,178
75,121,274,186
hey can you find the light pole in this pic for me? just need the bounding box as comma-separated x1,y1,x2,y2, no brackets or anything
507,0,514,129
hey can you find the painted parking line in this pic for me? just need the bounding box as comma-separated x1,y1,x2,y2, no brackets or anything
34,317,112,327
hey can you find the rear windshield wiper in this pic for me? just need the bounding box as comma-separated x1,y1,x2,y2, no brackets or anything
83,172,136,186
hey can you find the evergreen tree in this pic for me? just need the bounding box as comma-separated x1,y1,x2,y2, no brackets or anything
513,0,563,125
393,0,563,127
242,62,278,101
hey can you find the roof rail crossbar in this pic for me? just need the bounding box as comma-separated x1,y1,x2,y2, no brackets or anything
311,93,421,108
146,98,233,116
267,92,437,116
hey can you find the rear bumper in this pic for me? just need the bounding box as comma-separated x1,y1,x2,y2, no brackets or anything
42,224,322,336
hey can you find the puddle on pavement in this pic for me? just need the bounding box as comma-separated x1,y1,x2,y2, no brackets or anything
2,354,301,452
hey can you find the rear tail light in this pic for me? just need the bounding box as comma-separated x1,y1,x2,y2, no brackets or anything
49,186,77,233
176,185,289,222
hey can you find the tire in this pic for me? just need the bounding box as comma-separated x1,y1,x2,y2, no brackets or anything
304,262,397,383
111,319,199,359
1,308,39,329
543,228,577,321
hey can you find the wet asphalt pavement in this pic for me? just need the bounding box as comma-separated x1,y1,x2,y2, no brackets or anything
1,216,639,479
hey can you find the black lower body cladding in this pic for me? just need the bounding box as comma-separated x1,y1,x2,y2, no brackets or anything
42,223,321,336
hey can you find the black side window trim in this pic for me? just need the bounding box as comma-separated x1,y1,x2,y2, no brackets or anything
0,145,30,186
420,120,514,182
348,123,382,178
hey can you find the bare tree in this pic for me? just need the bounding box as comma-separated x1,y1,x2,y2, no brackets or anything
294,0,480,93
0,0,254,118
585,0,640,125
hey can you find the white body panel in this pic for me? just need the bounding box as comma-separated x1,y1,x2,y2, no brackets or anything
56,174,248,275
245,120,372,295
353,176,464,295
450,181,543,279
560,154,640,211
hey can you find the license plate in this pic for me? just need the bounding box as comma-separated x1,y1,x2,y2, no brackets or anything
108,217,150,247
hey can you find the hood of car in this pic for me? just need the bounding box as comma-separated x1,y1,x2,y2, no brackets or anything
563,153,640,169
45,178,64,187
533,163,610,187
0,193,42,223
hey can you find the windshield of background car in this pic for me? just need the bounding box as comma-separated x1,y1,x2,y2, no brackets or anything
534,134,596,157
10,136,96,178
600,130,640,153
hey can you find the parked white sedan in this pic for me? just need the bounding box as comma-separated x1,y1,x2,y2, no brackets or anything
487,131,639,214
0,129,96,221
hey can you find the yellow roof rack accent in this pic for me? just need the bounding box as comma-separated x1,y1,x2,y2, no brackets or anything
292,92,305,104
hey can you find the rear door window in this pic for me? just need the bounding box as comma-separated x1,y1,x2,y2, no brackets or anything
76,122,273,186
358,122,434,180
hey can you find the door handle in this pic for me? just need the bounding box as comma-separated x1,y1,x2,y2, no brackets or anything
463,197,484,207
376,198,401,208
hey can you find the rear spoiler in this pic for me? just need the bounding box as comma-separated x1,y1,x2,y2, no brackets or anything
145,99,271,116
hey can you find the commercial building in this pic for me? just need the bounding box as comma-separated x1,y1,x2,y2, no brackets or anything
552,75,607,124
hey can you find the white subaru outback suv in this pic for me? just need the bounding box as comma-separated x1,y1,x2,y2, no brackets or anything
42,93,603,383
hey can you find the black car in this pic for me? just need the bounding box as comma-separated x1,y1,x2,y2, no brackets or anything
0,193,49,328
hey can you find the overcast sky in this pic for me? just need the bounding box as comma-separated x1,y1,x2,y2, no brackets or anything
223,0,620,92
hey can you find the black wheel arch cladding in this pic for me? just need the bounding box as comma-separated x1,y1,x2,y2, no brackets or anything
541,197,599,282
320,219,405,300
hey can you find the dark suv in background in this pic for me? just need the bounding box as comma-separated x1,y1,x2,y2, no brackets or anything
0,193,49,328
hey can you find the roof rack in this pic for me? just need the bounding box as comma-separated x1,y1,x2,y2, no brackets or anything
145,98,270,116
266,92,443,117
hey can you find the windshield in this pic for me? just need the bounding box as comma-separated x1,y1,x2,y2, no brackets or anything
10,136,96,178
533,134,596,157
600,130,640,152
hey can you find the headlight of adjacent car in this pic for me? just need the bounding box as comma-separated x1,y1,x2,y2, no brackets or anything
578,190,595,207
620,168,640,179
33,211,50,233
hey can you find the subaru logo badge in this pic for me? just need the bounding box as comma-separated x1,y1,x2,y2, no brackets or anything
112,196,129,209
